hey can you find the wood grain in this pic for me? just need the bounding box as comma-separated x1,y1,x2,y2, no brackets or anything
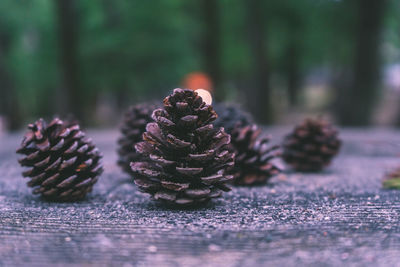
1,129,400,266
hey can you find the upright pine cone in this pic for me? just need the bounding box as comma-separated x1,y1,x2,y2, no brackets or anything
131,88,234,206
117,103,158,175
282,118,341,172
230,124,280,185
16,118,103,201
214,103,253,134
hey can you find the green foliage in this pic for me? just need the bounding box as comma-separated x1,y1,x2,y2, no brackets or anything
0,0,57,118
383,177,400,190
78,0,200,99
0,0,398,126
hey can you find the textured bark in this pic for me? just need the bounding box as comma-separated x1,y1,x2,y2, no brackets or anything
246,0,272,123
336,0,387,126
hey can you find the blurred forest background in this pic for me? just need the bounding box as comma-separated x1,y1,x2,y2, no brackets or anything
0,0,400,131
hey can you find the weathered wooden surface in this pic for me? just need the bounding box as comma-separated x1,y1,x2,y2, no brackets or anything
1,128,400,266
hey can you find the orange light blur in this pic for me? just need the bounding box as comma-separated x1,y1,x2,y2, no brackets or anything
182,72,213,92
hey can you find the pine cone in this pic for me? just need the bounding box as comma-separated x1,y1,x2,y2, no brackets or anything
230,124,280,185
214,103,253,134
131,88,235,206
16,118,103,201
117,103,158,175
282,118,341,172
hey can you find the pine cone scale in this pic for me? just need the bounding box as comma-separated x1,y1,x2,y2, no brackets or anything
161,181,190,191
154,191,177,202
184,187,211,198
175,167,203,176
41,173,60,187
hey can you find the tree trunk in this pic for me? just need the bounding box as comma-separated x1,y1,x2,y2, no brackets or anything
285,19,302,107
336,0,387,126
55,0,83,120
0,29,20,130
286,45,301,107
101,0,129,114
202,0,222,100
246,0,272,123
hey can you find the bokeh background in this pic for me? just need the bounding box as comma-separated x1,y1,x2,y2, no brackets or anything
0,0,399,131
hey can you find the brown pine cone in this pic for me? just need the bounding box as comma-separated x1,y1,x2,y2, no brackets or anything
282,118,341,172
16,118,103,201
131,88,235,206
230,124,280,185
117,103,158,175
